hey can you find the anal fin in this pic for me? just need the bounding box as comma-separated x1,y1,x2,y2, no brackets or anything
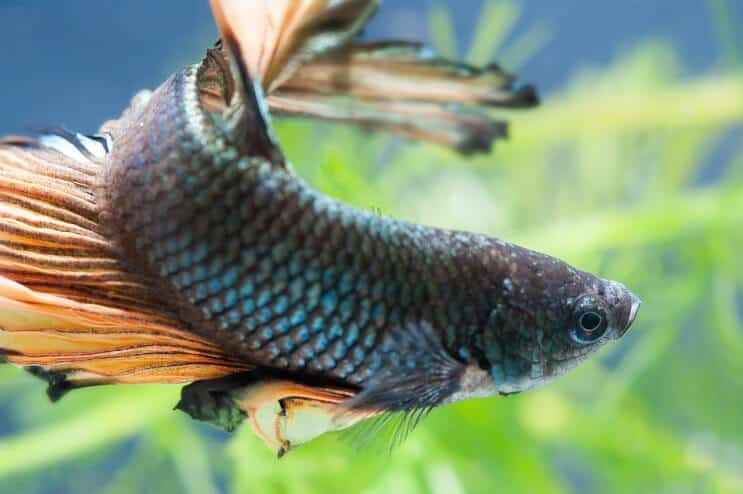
179,374,373,456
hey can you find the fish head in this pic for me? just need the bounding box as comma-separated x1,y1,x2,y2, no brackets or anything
479,243,641,395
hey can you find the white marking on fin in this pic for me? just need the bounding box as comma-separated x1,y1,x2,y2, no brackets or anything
75,133,110,159
38,135,93,164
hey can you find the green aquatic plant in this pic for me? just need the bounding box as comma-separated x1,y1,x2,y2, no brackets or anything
0,1,742,493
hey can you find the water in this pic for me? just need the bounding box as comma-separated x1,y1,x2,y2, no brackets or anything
0,0,738,135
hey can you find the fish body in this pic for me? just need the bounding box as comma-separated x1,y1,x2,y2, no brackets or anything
0,0,639,454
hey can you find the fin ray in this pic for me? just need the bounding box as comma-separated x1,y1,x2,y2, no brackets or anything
209,0,378,91
0,140,253,394
270,41,538,153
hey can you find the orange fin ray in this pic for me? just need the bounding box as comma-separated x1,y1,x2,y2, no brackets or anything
0,142,252,397
210,0,378,92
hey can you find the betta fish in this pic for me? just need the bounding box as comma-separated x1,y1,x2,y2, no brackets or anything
0,0,639,456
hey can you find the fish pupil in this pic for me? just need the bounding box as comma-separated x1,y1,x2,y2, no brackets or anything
579,312,602,332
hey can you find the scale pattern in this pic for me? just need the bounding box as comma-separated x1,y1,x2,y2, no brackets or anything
101,63,638,402
103,66,502,387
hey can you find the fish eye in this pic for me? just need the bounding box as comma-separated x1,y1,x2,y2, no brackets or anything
571,307,608,344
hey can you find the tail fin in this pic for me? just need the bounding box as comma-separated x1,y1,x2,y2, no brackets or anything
270,42,539,154
0,137,251,399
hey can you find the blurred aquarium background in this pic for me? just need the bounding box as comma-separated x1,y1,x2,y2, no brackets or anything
1,1,742,493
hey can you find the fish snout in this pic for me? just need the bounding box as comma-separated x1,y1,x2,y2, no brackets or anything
618,293,641,337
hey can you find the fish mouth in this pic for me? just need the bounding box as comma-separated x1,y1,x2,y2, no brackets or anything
620,295,641,337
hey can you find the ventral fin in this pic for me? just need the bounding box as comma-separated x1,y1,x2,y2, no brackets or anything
179,374,368,456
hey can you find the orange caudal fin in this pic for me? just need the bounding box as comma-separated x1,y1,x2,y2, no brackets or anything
0,135,252,400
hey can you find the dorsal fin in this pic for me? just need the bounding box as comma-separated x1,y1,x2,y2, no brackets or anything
206,1,538,155
209,0,378,92
270,41,539,154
